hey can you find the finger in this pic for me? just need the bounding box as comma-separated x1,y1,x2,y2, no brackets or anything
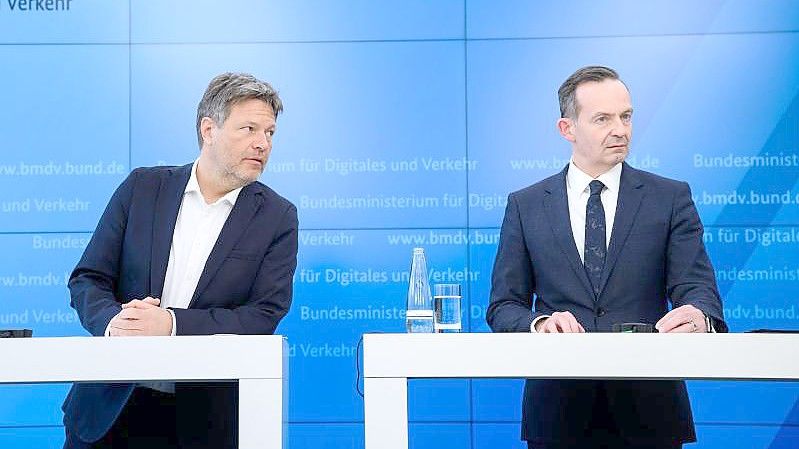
657,309,698,333
551,313,568,332
673,304,699,315
543,318,560,333
679,306,705,326
126,298,157,309
661,318,694,333
118,308,142,320
121,299,143,309
662,322,694,333
122,299,159,310
669,305,701,323
563,313,582,333
549,315,566,333
110,328,142,337
556,316,575,333
553,312,581,333
656,310,684,333
110,320,143,331
555,316,575,333
110,314,143,330
142,297,161,306
108,325,140,337
549,313,565,332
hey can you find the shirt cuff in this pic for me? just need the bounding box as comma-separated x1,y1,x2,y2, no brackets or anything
705,313,715,333
167,309,177,336
530,315,550,333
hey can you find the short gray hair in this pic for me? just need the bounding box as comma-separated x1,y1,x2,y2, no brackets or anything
196,72,283,147
558,66,621,119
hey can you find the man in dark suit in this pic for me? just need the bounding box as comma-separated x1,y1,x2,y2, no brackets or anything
487,66,727,449
62,72,298,449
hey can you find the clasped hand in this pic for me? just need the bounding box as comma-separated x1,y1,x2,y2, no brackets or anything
108,297,173,336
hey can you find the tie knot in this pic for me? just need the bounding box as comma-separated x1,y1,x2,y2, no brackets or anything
589,180,605,196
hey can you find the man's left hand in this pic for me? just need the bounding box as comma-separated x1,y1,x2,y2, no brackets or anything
655,305,707,333
109,298,173,336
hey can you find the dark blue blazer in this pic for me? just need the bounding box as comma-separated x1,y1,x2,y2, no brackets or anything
62,164,298,447
487,163,726,446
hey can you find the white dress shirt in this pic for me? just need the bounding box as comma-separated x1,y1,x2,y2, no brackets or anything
160,161,243,321
531,160,622,332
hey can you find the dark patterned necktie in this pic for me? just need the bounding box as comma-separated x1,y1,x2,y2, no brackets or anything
584,180,606,297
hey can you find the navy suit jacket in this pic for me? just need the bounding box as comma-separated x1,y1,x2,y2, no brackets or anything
487,163,726,446
62,164,298,446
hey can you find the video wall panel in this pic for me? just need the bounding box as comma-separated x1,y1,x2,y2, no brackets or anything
1,1,797,448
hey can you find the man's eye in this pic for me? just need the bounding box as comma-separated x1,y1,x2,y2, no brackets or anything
595,116,607,124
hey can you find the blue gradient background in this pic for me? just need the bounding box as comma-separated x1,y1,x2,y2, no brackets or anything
1,1,798,448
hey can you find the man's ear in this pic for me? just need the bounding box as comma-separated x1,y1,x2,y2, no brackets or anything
200,117,217,146
557,117,576,143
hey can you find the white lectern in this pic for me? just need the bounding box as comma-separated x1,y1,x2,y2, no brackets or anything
0,335,287,449
363,333,799,449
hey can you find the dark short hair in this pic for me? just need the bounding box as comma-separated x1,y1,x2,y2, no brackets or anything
558,66,621,119
195,72,283,147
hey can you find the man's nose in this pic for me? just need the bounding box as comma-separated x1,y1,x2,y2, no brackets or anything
610,116,630,136
253,133,271,151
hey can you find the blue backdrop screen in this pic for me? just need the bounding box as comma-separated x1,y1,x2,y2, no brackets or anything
1,1,798,448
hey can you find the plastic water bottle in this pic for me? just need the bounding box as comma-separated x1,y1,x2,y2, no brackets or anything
406,248,434,333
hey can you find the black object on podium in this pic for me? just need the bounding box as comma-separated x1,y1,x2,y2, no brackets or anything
612,323,656,333
0,329,33,338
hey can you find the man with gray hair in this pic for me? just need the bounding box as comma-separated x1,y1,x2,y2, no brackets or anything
62,72,297,448
488,66,726,448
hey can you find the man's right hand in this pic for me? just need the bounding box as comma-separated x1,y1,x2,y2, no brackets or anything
534,311,585,333
107,297,165,336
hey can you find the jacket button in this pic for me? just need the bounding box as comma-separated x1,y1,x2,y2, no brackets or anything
597,308,606,317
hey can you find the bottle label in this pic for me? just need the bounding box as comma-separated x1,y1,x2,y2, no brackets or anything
405,310,434,319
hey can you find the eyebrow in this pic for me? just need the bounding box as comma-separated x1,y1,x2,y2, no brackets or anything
591,108,634,119
240,120,275,129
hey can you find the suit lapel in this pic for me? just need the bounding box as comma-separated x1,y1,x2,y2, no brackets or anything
189,184,263,307
543,166,595,299
150,164,192,298
597,163,645,297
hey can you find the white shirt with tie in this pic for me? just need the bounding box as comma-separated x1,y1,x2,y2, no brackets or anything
530,160,622,331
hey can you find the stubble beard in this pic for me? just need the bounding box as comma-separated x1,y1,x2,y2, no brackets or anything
221,164,259,191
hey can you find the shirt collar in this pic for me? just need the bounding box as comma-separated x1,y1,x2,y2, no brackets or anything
567,159,622,195
186,160,243,207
